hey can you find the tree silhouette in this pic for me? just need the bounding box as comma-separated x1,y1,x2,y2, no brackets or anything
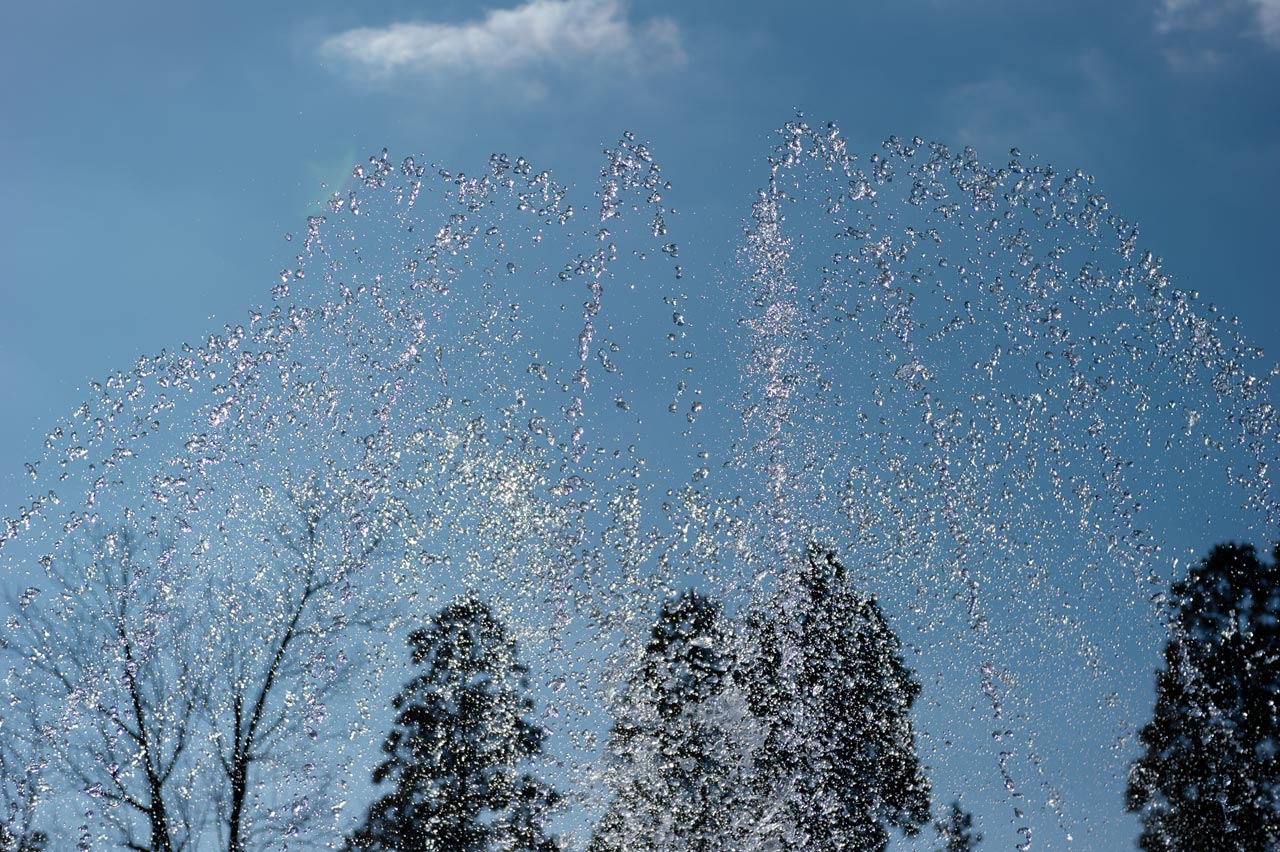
588,591,755,852
1,469,413,852
346,593,558,852
1126,542,1280,852
197,470,411,852
2,526,198,852
934,801,981,852
0,737,44,852
739,546,931,852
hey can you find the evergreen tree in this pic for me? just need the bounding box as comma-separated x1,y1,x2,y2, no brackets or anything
933,801,981,852
1126,542,1280,852
589,591,754,852
346,593,558,852
739,546,931,852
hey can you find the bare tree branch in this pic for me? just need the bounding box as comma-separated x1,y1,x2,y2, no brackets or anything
2,526,198,852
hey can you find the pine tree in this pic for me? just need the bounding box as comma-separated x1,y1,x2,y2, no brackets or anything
1126,543,1280,852
589,591,754,852
934,801,981,852
739,546,931,852
346,593,558,852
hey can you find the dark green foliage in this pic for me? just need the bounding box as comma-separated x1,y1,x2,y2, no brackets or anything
589,591,752,852
934,801,981,852
638,591,734,721
740,546,931,852
346,594,558,852
1127,543,1280,852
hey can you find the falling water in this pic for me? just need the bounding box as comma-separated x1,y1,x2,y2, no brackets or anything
2,120,1276,851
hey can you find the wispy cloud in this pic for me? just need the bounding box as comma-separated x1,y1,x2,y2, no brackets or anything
1248,0,1280,43
1155,0,1280,49
320,0,684,78
939,75,1078,163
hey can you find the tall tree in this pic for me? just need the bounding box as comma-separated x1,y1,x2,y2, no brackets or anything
739,546,931,852
589,590,754,852
346,593,558,852
1126,542,1280,852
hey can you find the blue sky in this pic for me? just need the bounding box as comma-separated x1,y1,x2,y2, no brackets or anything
2,0,1277,481
2,1,1279,849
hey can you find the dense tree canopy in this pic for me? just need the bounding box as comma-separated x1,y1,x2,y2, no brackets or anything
1127,542,1280,852
740,546,932,852
589,590,753,852
346,593,558,852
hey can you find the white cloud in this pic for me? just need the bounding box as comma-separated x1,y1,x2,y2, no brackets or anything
1155,0,1280,48
320,0,684,78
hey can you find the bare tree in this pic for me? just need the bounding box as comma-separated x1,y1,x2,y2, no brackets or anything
3,463,414,852
0,710,46,852
2,526,200,852
197,471,408,852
